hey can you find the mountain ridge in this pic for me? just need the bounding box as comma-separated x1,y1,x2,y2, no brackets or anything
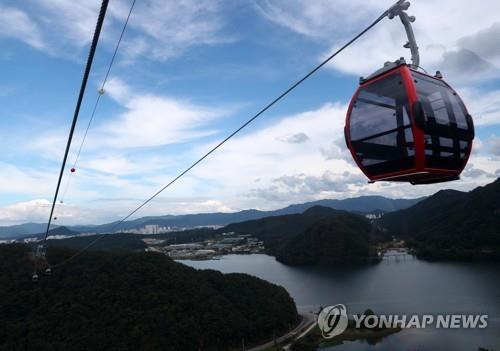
220,205,385,265
0,195,423,239
380,178,500,260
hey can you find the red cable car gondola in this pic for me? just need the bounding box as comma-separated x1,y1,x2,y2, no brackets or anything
344,1,474,185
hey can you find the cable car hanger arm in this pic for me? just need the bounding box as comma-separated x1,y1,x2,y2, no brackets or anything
387,0,420,68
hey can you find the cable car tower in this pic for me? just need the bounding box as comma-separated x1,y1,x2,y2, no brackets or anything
345,1,474,185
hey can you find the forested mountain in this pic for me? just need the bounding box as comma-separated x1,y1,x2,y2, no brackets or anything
1,196,422,239
381,178,500,260
275,213,379,265
221,206,385,265
0,244,298,351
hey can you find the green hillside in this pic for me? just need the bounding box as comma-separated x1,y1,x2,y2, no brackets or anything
275,214,379,265
0,244,298,351
381,178,500,260
221,206,384,265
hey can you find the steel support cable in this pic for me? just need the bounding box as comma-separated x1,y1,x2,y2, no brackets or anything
50,1,400,268
41,0,110,250
59,0,136,205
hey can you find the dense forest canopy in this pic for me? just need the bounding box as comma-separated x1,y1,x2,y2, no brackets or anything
275,214,378,265
381,178,500,260
0,244,298,351
221,206,386,265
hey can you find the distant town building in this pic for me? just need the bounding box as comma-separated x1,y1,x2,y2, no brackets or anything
144,224,159,234
143,233,265,260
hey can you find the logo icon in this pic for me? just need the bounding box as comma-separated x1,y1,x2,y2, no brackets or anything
318,304,348,339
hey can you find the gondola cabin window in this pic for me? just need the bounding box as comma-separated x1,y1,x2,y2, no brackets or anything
412,71,473,170
349,72,415,176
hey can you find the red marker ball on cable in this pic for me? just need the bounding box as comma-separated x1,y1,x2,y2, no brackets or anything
70,168,76,173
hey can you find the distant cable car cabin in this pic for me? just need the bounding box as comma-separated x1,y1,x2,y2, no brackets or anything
344,2,474,185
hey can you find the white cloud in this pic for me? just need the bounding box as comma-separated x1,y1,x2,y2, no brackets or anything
28,77,232,155
0,198,120,226
27,133,67,161
34,0,103,46
278,132,310,144
0,199,51,225
0,163,54,197
462,165,495,179
458,22,500,63
440,49,499,83
118,0,233,61
0,6,44,49
0,1,115,57
79,154,169,175
15,0,232,60
249,170,366,202
185,103,370,208
183,101,498,210
94,77,229,148
0,196,233,226
253,0,381,39
255,0,500,83
462,153,500,180
461,88,500,126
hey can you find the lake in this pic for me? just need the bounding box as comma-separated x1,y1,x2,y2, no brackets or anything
179,253,500,350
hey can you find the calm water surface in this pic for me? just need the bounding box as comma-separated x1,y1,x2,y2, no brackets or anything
179,254,500,350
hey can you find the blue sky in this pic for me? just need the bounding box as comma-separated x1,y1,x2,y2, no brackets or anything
0,0,499,225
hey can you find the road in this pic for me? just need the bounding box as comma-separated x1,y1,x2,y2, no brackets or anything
246,311,317,351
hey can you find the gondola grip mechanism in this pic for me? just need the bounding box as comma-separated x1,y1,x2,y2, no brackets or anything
386,1,420,68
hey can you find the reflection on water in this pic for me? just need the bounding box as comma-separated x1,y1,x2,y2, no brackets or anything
179,254,500,350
